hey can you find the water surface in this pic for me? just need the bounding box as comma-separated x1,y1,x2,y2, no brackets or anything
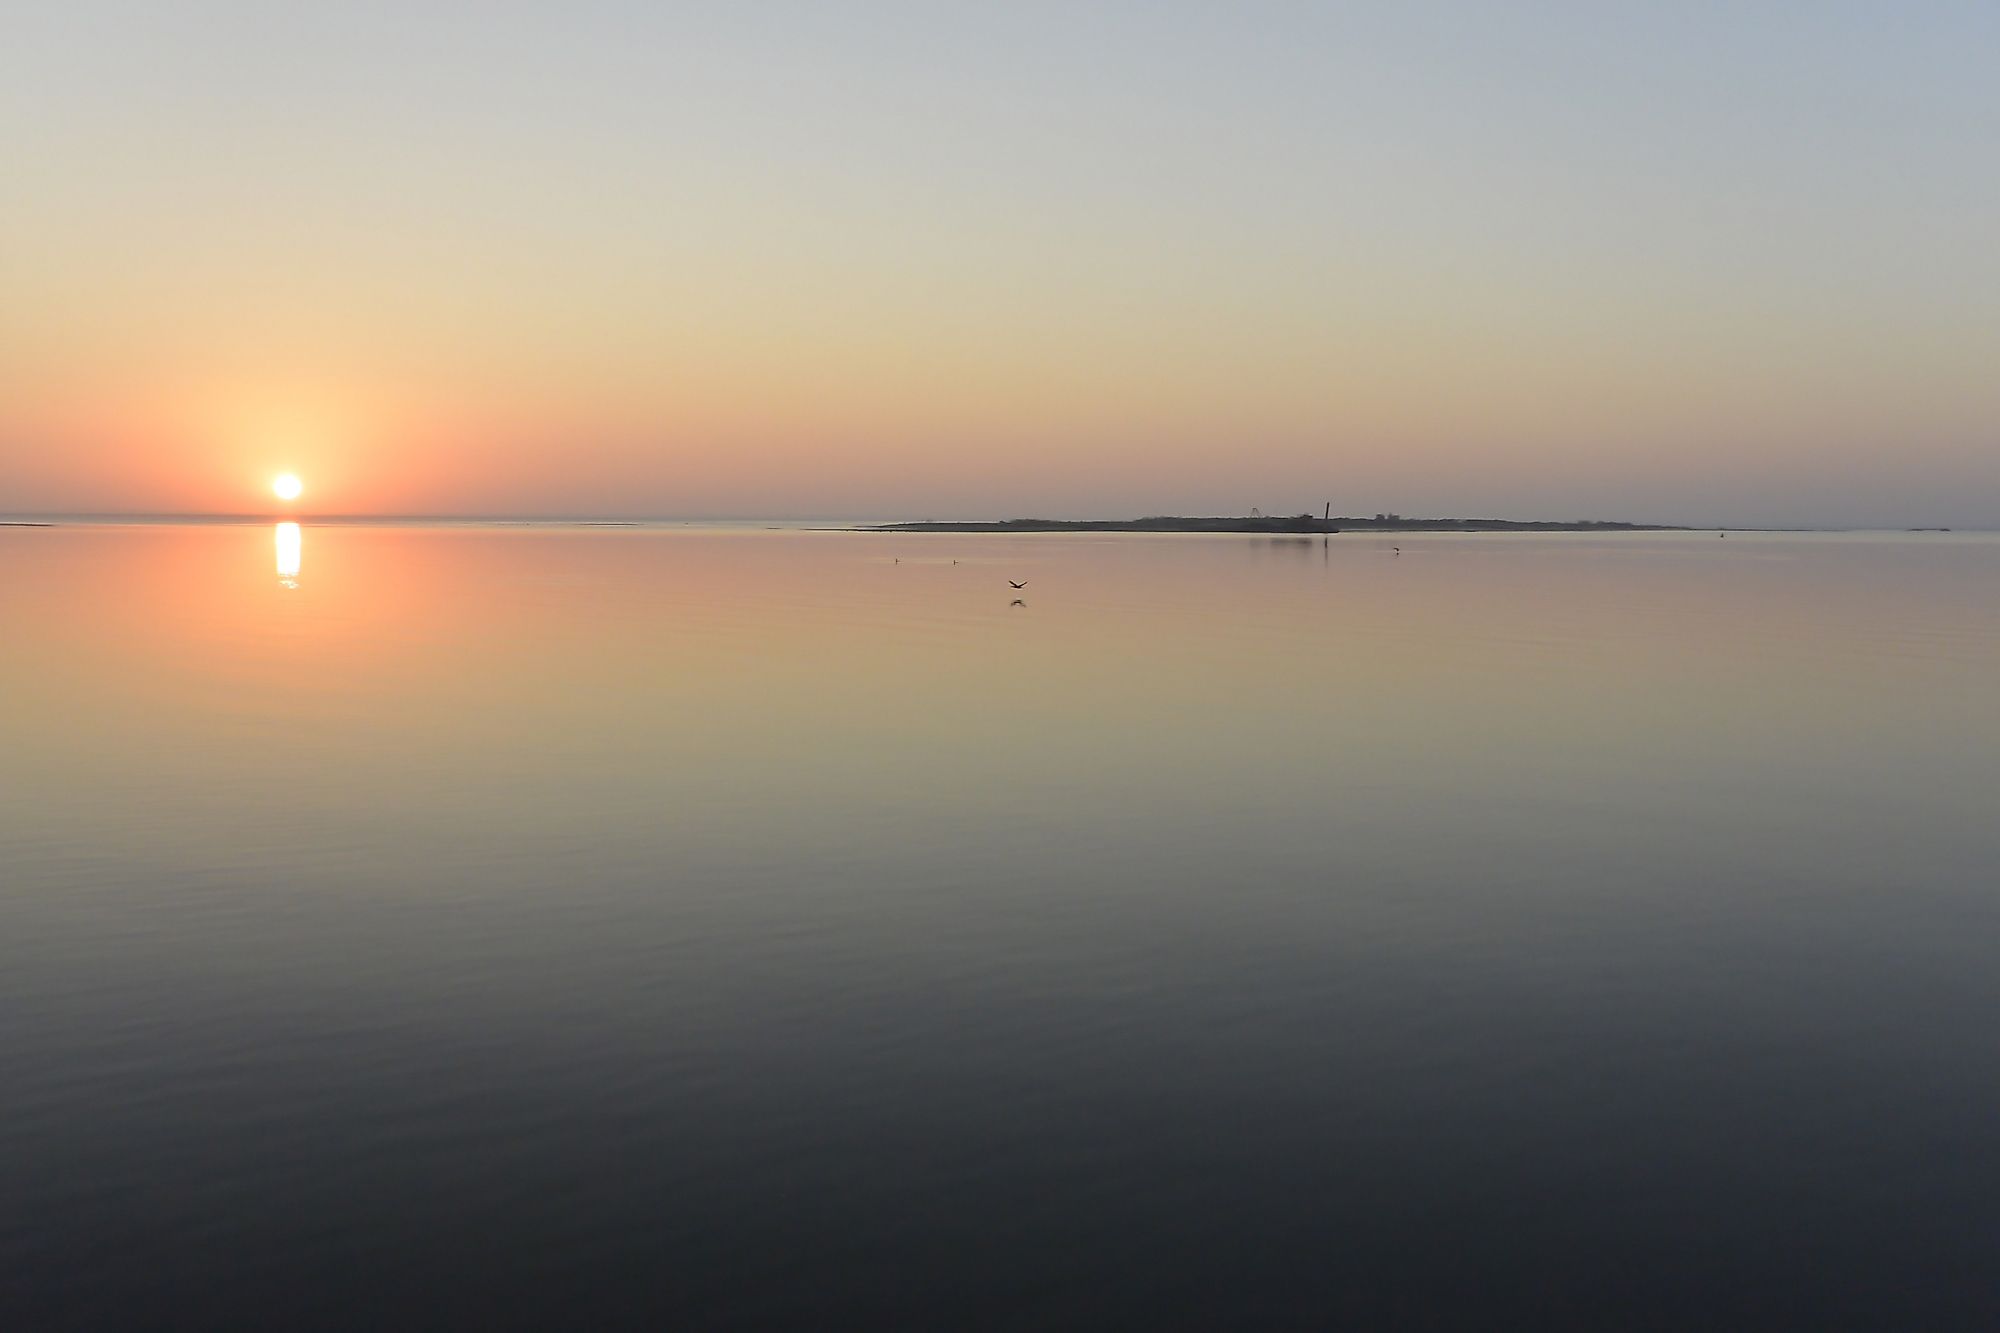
4,524,1999,1328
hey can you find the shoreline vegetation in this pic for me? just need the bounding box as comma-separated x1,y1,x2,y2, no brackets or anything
867,515,1685,534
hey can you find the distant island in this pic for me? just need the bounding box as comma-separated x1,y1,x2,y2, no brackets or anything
869,514,1683,534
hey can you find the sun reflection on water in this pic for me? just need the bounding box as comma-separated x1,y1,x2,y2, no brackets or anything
275,521,302,587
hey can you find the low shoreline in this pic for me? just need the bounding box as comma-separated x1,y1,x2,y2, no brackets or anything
865,516,1684,535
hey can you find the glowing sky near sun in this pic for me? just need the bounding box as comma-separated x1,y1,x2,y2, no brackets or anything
3,2,1996,524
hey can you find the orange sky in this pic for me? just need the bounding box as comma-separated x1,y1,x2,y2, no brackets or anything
4,3,1996,524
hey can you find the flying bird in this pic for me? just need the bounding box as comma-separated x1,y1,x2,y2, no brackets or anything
1009,580,1027,589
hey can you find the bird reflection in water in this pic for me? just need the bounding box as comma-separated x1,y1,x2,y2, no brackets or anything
275,521,302,587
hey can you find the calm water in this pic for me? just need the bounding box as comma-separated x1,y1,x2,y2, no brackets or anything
4,523,1999,1328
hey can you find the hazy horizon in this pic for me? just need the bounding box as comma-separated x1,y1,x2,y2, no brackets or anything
0,508,1988,532
6,2,1995,526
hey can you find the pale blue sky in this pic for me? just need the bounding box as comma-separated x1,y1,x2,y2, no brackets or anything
4,2,1996,522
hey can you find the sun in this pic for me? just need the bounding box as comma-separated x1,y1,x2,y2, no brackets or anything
272,473,304,502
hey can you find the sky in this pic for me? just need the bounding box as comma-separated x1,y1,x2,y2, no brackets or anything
3,1,1996,524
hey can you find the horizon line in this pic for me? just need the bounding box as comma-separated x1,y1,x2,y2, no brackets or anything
0,510,1981,533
